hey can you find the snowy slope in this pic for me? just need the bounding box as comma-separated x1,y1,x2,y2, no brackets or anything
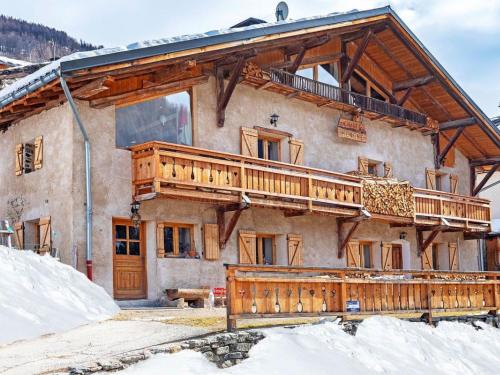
0,246,119,345
117,317,500,375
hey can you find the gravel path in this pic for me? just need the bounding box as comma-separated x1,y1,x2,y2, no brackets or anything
0,309,219,375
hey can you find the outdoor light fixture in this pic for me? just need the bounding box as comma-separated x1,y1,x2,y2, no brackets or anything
399,231,407,240
130,200,141,228
270,113,279,127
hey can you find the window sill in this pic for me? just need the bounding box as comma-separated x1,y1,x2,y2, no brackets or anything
159,255,201,260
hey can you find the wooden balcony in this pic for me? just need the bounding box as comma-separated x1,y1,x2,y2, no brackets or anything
225,264,500,329
131,142,490,231
131,142,363,217
240,64,436,131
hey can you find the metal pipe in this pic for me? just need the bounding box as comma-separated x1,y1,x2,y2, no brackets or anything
59,73,93,280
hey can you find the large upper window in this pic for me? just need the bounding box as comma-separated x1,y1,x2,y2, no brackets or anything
115,91,192,148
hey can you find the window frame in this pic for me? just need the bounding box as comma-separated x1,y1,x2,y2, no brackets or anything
115,88,195,149
159,222,196,258
359,241,373,269
256,233,276,265
257,135,282,162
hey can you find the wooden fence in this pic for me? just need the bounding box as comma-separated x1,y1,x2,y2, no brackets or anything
225,264,500,330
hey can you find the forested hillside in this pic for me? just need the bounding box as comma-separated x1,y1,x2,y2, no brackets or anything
0,15,101,62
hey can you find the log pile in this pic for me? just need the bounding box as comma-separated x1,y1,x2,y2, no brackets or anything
362,178,415,218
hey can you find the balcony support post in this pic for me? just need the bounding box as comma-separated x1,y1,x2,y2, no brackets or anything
337,211,370,258
438,127,465,166
341,29,373,85
217,199,250,249
472,163,500,196
216,54,249,127
417,227,441,257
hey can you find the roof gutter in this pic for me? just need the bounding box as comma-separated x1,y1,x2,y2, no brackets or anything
59,73,93,281
0,69,58,108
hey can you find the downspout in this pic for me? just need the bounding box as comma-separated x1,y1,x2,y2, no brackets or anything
59,73,93,280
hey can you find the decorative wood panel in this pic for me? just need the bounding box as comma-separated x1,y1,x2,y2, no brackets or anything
425,169,436,190
449,243,458,271
358,157,369,175
382,242,393,270
238,230,256,264
289,138,304,165
287,234,303,266
449,174,458,194
38,216,51,254
422,245,433,270
346,240,360,267
34,136,43,170
15,143,23,176
13,222,24,249
240,127,258,157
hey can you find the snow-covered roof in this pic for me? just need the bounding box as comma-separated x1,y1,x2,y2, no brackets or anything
0,7,374,107
0,55,32,68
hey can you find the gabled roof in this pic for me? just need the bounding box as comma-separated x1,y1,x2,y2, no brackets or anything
0,6,498,160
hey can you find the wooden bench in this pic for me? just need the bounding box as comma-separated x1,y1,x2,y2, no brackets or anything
165,288,210,308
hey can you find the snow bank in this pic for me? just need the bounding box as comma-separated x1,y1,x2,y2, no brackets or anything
0,246,119,345
116,316,500,375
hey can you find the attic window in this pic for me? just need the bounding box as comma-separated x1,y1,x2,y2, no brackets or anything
115,91,193,148
15,136,43,176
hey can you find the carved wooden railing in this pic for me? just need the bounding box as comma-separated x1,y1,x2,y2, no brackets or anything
269,69,429,126
131,142,363,215
225,264,500,330
414,188,491,225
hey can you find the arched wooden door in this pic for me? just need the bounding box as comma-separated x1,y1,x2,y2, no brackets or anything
112,219,147,299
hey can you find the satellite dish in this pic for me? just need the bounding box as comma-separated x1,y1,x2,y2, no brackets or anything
275,2,289,22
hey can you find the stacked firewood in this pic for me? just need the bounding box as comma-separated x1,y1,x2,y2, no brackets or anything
362,178,415,218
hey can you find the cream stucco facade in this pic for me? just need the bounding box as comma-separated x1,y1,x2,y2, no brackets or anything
0,77,481,300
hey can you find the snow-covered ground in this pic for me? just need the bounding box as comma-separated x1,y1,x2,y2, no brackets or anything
0,246,119,345
116,317,500,375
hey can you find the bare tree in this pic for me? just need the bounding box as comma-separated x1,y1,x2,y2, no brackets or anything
6,196,26,224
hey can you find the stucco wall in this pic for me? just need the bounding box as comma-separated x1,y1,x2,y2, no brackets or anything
0,104,76,265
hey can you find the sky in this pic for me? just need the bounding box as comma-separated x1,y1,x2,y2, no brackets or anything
1,0,500,117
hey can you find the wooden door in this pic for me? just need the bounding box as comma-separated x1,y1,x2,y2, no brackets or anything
392,244,403,269
113,219,147,300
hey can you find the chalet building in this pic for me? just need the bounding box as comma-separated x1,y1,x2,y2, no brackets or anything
0,7,499,301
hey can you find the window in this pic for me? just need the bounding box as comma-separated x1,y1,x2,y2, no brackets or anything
115,91,192,148
360,242,373,268
432,243,440,270
158,223,196,258
367,162,379,176
256,234,276,265
115,222,142,257
257,135,281,161
15,136,43,176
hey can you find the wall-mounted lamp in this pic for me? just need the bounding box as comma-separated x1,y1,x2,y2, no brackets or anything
130,200,141,228
399,231,407,240
270,113,279,127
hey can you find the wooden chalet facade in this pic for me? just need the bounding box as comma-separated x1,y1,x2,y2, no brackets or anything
0,7,498,304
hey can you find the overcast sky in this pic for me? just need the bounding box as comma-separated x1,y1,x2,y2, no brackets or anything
2,0,499,117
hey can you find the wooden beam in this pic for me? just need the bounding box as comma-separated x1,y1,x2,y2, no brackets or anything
287,47,306,74
417,228,441,256
439,117,476,131
216,55,247,127
470,157,500,167
217,204,248,249
472,163,499,196
284,210,309,217
355,65,397,104
438,127,465,166
393,75,434,91
470,165,476,196
337,217,363,259
372,88,413,121
89,74,208,108
72,76,112,99
432,133,440,170
341,29,373,84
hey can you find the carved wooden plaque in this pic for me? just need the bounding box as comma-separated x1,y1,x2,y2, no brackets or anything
337,117,367,143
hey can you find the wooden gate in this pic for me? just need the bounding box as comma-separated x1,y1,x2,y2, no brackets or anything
225,264,500,330
113,219,147,300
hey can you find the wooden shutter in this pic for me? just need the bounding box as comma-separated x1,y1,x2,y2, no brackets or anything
449,174,458,194
156,223,165,257
15,143,24,176
448,242,458,271
422,245,433,270
203,223,220,260
238,230,256,264
14,222,24,249
289,138,304,165
38,216,51,254
346,240,360,267
240,127,258,157
358,157,369,175
34,136,43,170
383,162,393,178
382,243,393,270
287,234,303,266
425,168,436,190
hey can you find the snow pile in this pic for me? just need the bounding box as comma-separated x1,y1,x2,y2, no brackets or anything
0,246,119,345
117,317,500,375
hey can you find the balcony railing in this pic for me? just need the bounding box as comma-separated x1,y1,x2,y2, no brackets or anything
131,142,490,229
132,142,363,217
225,264,500,330
269,69,429,126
